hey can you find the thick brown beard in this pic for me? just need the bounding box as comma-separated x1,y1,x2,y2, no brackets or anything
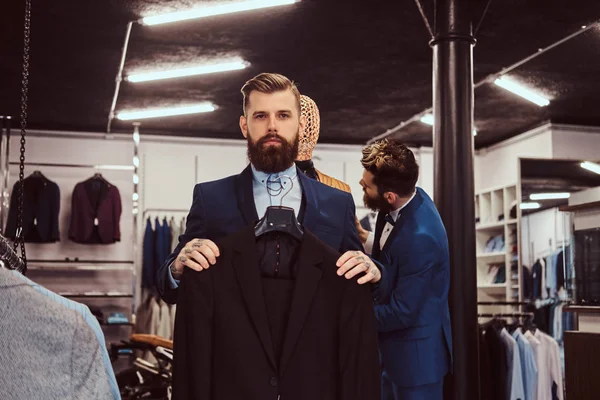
247,130,299,174
363,191,393,214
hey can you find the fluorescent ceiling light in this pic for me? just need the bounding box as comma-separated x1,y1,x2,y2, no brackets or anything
520,202,541,210
419,113,477,135
127,59,249,83
581,161,600,175
529,192,570,200
493,76,550,107
117,103,216,120
141,0,299,26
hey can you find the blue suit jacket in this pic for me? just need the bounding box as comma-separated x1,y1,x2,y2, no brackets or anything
156,165,367,304
373,188,452,388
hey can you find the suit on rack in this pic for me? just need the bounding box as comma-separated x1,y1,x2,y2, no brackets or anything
173,226,381,400
156,164,370,304
372,188,452,399
69,177,122,244
5,174,61,243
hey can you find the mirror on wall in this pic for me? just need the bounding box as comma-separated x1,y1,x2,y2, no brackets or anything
519,157,600,303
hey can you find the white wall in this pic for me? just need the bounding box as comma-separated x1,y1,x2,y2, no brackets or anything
569,186,600,231
139,136,434,221
551,125,600,161
474,124,553,191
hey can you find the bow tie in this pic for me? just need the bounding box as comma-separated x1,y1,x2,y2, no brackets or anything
384,214,396,226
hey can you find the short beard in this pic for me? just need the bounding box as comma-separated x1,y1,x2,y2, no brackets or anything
363,191,393,214
247,130,299,174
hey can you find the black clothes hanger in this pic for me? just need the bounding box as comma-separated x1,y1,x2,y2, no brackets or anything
254,174,304,240
30,170,44,179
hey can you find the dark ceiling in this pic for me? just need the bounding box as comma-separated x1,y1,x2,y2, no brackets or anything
2,0,600,148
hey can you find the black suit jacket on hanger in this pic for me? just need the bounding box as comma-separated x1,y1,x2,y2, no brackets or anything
173,226,380,400
5,174,61,243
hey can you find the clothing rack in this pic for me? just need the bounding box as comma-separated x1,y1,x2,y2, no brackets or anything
478,299,568,309
8,161,134,170
534,239,570,260
27,263,134,272
478,312,534,319
143,208,189,215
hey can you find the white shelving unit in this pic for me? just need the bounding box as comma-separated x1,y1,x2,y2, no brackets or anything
475,184,521,303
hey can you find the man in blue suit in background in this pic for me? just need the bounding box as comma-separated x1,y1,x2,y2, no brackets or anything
355,139,453,399
156,72,383,304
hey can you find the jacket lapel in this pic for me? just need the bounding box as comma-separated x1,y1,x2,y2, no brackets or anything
279,231,323,375
380,189,425,254
296,169,318,233
372,212,386,259
232,229,277,369
236,165,259,225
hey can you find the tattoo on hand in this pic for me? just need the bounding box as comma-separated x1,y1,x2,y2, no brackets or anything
179,255,187,264
357,256,365,262
184,247,193,254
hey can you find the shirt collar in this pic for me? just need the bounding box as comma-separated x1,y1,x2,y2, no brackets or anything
251,163,298,186
389,189,417,222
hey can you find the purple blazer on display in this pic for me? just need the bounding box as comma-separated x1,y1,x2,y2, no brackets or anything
68,177,122,244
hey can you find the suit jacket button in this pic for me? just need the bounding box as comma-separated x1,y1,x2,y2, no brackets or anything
269,377,278,387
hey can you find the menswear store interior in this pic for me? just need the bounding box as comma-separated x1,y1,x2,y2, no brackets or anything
2,1,600,399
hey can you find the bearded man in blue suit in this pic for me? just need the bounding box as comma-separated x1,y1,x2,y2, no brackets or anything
355,139,453,400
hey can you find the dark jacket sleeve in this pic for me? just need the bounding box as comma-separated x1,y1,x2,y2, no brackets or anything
339,279,381,400
112,186,122,241
172,267,213,400
340,193,363,253
156,184,208,304
51,182,61,241
68,184,80,241
4,182,19,238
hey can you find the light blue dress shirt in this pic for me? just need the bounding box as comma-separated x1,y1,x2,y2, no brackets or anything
251,164,302,218
10,270,120,399
168,163,303,288
513,327,538,400
501,327,525,400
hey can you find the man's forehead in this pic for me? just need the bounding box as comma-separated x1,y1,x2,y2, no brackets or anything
248,90,297,109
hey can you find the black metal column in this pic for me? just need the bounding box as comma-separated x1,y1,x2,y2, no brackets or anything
430,0,479,399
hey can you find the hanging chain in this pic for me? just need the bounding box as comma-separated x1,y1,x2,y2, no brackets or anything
14,0,32,272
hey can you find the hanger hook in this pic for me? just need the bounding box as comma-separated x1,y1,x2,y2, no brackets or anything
269,174,294,206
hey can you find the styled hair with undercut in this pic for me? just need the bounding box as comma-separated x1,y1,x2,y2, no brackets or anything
361,139,419,197
240,72,301,116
